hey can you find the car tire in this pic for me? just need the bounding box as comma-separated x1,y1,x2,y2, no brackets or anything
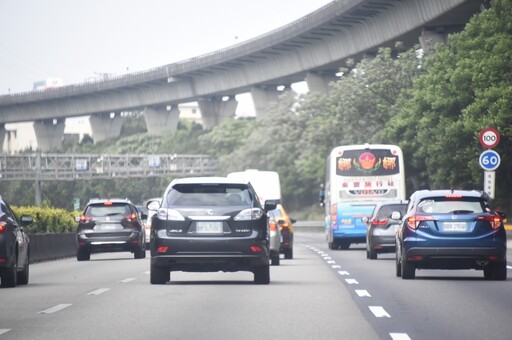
328,241,337,250
253,265,270,284
17,251,29,285
395,252,402,277
401,255,415,280
484,262,507,281
284,248,293,259
1,252,17,288
368,247,377,260
134,247,146,259
77,248,90,261
150,264,170,284
271,253,280,266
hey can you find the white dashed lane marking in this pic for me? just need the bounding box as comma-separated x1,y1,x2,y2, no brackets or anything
345,278,359,284
355,289,372,297
38,304,72,314
337,270,350,276
0,329,11,335
390,333,412,340
369,306,391,318
87,288,111,296
119,278,136,283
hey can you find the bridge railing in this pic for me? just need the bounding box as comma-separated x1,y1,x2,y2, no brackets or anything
0,153,219,181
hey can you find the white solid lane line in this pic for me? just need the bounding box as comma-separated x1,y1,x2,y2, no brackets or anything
38,304,72,314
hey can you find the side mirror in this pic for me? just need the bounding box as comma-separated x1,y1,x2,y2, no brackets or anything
20,215,33,226
140,211,148,220
362,216,370,225
147,200,161,211
290,218,297,224
390,211,402,220
264,200,278,211
75,216,81,223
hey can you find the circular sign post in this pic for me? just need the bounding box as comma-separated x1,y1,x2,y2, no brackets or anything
479,128,500,149
479,150,501,171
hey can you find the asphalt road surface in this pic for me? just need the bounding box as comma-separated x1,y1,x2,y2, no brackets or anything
1,231,511,340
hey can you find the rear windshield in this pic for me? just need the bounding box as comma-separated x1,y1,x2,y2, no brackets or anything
375,204,407,218
165,183,253,207
85,203,132,217
417,197,488,214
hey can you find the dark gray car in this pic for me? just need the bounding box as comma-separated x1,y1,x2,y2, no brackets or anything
149,177,276,284
366,201,407,259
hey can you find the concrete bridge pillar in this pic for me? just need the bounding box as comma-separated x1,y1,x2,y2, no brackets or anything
250,86,280,118
199,96,237,129
143,105,180,135
0,124,5,153
89,112,123,144
33,119,65,151
306,72,337,94
419,29,447,53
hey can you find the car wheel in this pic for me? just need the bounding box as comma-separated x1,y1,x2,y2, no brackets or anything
17,252,29,285
77,248,90,261
253,265,270,284
328,241,337,250
1,253,17,288
270,253,280,266
150,264,170,284
368,246,377,260
284,248,293,259
401,255,415,280
484,262,507,281
134,247,146,259
339,241,350,250
395,252,402,277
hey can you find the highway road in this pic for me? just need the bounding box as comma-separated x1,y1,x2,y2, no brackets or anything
1,231,511,340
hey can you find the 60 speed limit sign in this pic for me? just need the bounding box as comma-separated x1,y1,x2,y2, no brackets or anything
479,128,500,149
479,150,501,171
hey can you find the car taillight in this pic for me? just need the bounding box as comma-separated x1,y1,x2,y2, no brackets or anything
124,213,137,221
371,218,388,227
406,215,434,230
0,222,6,232
250,246,264,253
157,246,168,253
269,220,277,231
80,216,92,222
476,215,502,230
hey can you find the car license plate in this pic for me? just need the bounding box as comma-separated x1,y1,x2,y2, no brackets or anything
196,221,223,234
96,224,120,230
444,222,467,232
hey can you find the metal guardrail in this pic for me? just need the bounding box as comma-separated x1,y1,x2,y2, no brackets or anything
0,153,219,181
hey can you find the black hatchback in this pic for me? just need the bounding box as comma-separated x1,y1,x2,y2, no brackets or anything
149,177,276,284
76,198,146,261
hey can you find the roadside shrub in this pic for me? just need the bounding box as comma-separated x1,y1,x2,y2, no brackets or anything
12,206,79,234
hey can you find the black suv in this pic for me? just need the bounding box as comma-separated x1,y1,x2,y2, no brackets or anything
0,196,33,287
76,198,146,261
149,177,276,284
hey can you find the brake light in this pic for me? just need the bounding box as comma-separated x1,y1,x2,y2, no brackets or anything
124,213,137,221
0,221,6,232
250,246,263,253
476,215,502,230
406,215,434,230
269,220,277,231
445,194,462,199
371,218,388,227
157,246,168,253
103,201,113,206
80,216,92,222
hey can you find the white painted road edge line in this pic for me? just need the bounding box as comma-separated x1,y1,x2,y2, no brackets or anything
0,329,11,335
87,288,111,296
38,304,72,314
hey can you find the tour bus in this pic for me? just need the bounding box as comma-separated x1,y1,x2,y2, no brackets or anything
320,144,405,250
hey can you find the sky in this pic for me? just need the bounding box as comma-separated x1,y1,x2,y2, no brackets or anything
0,0,333,95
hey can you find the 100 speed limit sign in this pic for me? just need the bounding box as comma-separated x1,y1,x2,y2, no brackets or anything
479,128,500,149
479,150,501,171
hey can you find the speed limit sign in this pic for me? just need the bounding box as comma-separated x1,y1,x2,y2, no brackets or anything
479,128,500,149
479,150,501,171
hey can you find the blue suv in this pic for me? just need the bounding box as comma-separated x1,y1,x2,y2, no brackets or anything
395,190,507,280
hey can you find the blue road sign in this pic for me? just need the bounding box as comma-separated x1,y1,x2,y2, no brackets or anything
479,150,501,171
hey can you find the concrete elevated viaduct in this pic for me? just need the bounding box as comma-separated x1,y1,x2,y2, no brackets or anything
0,0,484,151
